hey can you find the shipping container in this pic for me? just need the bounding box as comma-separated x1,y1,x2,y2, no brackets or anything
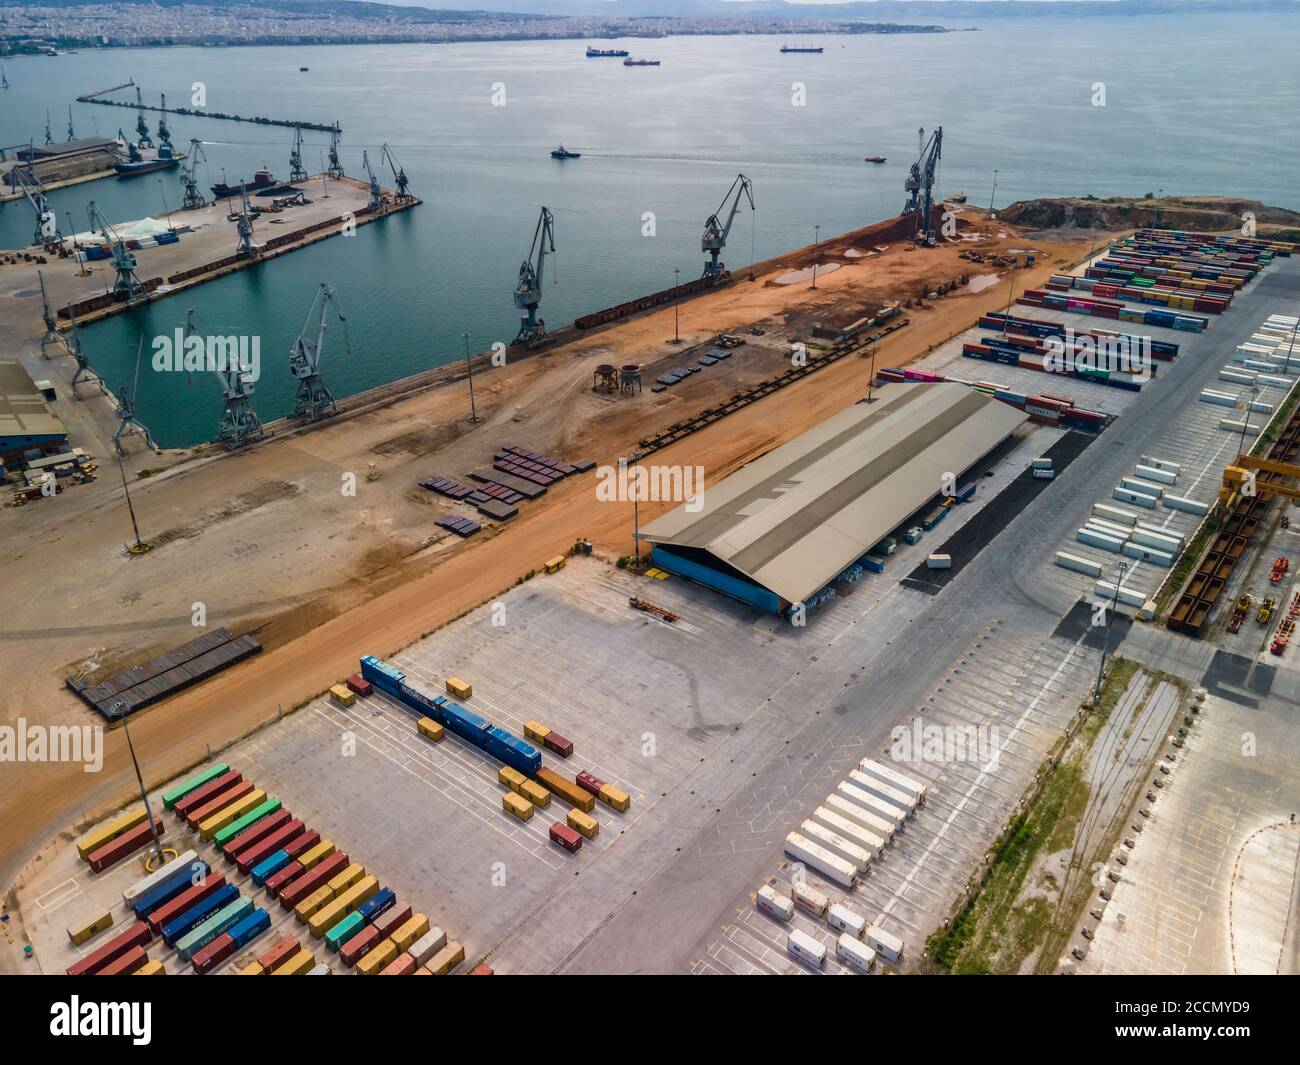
826,792,897,839
520,780,551,808
66,921,152,976
358,887,396,923
67,910,114,946
467,963,494,975
373,904,413,940
228,908,271,948
810,807,883,857
176,896,254,961
926,553,952,570
326,862,366,895
535,767,595,812
787,929,826,969
275,949,316,976
76,806,147,861
173,769,243,819
864,924,904,963
791,881,829,917
130,859,212,919
213,797,282,848
134,959,166,976
566,807,600,840
346,674,373,698
391,913,431,953
445,676,473,699
185,780,256,829
827,902,868,939
358,939,398,975
191,932,236,975
856,758,928,804
409,926,448,967
523,720,551,743
498,765,526,792
308,876,379,939
198,788,266,840
1055,552,1103,578
265,860,305,897
87,818,166,874
786,832,856,888
380,952,418,975
340,925,381,967
549,822,582,853
330,684,356,708
281,852,348,909
147,873,226,935
503,792,534,821
99,944,151,976
576,770,605,795
800,820,871,872
597,783,631,812
1113,487,1158,509
543,731,574,758
846,771,915,818
325,911,366,952
161,763,229,810
122,848,202,909
425,941,465,975
248,849,290,887
756,884,794,921
296,839,338,872
294,885,337,923
417,716,445,742
837,933,877,974
257,935,301,973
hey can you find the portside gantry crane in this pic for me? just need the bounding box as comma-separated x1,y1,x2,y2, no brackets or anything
233,182,258,258
37,270,60,356
181,138,207,209
701,173,754,279
66,106,75,141
903,126,943,246
380,143,410,201
289,282,348,422
288,124,307,183
113,336,159,456
66,306,107,398
514,206,556,347
361,149,383,211
134,86,154,149
157,94,174,150
44,109,53,146
13,165,59,244
185,309,267,449
327,122,344,179
87,200,144,301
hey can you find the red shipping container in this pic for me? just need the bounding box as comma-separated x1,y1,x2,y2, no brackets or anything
372,904,412,940
282,829,321,858
98,944,150,976
575,771,604,795
235,819,305,874
192,933,236,975
174,770,244,820
279,852,349,910
87,821,166,874
468,964,494,975
340,924,380,967
223,809,293,861
186,780,256,828
346,674,373,697
258,935,301,973
67,921,152,976
380,952,417,976
265,860,305,898
147,873,227,934
549,822,582,854
543,731,573,758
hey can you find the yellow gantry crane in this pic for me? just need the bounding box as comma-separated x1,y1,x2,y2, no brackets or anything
1220,454,1300,509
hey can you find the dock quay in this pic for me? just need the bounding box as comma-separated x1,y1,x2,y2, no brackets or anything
76,90,338,133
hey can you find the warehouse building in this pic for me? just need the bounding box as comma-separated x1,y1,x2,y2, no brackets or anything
640,382,1027,613
0,358,69,472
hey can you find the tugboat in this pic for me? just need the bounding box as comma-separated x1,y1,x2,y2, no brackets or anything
550,145,581,160
864,156,887,164
211,164,295,199
586,47,629,58
623,58,661,66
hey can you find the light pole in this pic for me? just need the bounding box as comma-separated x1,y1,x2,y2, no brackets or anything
866,345,878,404
669,268,682,344
122,717,168,868
157,179,173,231
989,169,998,215
463,332,479,423
1239,385,1259,458
116,449,148,554
811,224,821,290
319,151,329,198
1094,560,1128,701
621,452,642,566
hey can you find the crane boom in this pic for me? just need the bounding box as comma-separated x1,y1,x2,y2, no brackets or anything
903,126,942,246
289,282,346,422
701,173,754,278
514,207,556,346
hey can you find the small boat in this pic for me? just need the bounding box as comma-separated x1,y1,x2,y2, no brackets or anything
949,191,968,203
586,47,629,58
211,165,295,199
864,156,887,164
551,146,581,160
300,66,309,72
780,45,824,54
623,58,661,66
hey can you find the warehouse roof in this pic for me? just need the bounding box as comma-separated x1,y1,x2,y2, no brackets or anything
0,359,67,441
640,382,1027,605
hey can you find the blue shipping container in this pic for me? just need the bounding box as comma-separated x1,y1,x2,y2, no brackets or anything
251,849,291,886
358,887,395,922
131,859,211,919
162,883,239,946
228,908,271,948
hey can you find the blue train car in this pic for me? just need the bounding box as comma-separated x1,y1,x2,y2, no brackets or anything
398,679,445,718
360,655,406,697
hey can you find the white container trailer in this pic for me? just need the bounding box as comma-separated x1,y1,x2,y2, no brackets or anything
1219,369,1257,385
787,929,827,969
791,880,830,917
847,770,915,818
1258,375,1291,388
926,553,952,570
827,902,868,939
1122,542,1173,567
756,883,795,921
1093,503,1138,526
1085,517,1136,538
1055,551,1103,578
1200,388,1238,407
1121,476,1164,498
1219,418,1261,433
784,832,857,889
1134,464,1176,486
864,924,904,963
836,933,877,974
1032,468,1055,481
1113,487,1157,508
1163,494,1209,516
1129,528,1181,554
800,820,872,873
811,807,884,857
826,792,898,840
1077,527,1124,552
1095,580,1146,608
857,758,928,805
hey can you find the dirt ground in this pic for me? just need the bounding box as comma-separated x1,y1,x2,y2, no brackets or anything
0,204,1099,928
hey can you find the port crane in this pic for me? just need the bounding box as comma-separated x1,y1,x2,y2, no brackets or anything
37,270,61,356
181,309,267,449
380,143,411,201
903,126,943,246
157,93,173,151
701,173,754,279
113,336,159,456
44,109,53,146
289,282,348,422
361,149,383,211
66,306,107,398
11,164,59,244
87,200,145,302
514,207,556,347
180,139,207,209
66,106,75,141
133,86,154,149
326,122,344,179
288,124,307,183
233,183,258,258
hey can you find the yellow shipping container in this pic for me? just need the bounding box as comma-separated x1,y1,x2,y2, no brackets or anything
330,684,356,708
445,677,472,700
497,765,526,792
425,941,466,975
75,806,146,860
503,792,533,821
544,555,566,573
297,839,337,870
414,966,434,976
597,783,631,813
67,910,113,946
199,788,265,840
357,939,397,976
392,913,431,952
567,807,599,840
274,949,316,976
417,717,445,742
520,780,551,808
308,876,379,939
523,720,551,743
294,884,337,923
326,863,366,895
239,962,265,975
134,959,166,975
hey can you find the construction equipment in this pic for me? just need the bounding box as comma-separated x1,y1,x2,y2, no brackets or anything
1228,593,1252,634
180,138,207,210
288,124,307,183
87,200,145,302
326,122,344,179
361,149,382,212
157,93,173,151
701,173,754,279
233,182,257,258
629,595,680,623
1257,597,1276,626
113,336,159,456
902,126,943,246
1269,556,1289,583
289,282,348,422
183,309,267,449
133,86,154,149
1270,616,1294,655
380,143,410,201
514,206,556,347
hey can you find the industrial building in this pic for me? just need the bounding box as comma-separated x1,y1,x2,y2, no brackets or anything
0,358,69,471
640,382,1028,612
1,136,120,188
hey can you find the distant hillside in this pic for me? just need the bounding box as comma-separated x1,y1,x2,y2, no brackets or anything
1001,195,1300,244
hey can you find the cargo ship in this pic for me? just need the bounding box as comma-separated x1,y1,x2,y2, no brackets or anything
780,45,824,53
586,47,629,57
550,145,581,159
211,165,295,199
948,191,968,203
864,155,887,164
623,58,661,66
115,140,185,177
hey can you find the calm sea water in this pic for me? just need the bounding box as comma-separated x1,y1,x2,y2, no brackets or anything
1,14,1296,446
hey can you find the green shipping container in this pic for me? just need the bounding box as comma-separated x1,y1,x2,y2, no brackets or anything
325,911,365,952
212,797,282,848
162,763,230,810
175,896,253,960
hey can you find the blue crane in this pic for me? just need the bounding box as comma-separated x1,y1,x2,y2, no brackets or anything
702,173,754,279
903,126,943,246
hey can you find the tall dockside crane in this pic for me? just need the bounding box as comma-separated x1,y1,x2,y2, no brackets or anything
289,282,348,422
66,106,75,141
701,173,754,279
13,165,59,244
44,109,53,146
66,306,107,398
113,336,159,456
380,143,411,201
514,207,556,347
288,124,307,183
87,200,145,302
157,94,173,151
327,122,344,179
182,309,267,449
37,270,60,356
902,126,943,246
361,149,382,211
134,86,154,149
181,139,207,209
233,183,257,258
